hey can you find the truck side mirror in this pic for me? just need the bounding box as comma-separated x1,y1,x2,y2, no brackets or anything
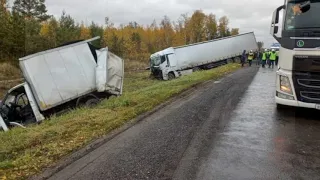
300,2,311,13
273,5,285,24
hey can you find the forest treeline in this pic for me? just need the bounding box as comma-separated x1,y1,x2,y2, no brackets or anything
0,0,240,63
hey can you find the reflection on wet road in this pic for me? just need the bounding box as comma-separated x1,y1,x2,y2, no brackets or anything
196,67,320,180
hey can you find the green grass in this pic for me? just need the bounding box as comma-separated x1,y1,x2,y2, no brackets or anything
0,63,240,180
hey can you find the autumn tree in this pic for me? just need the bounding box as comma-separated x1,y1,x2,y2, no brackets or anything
159,16,175,48
12,0,50,21
79,22,91,40
231,28,239,35
0,0,12,60
40,17,58,48
188,10,206,43
205,13,218,40
257,41,264,51
89,22,103,47
1,5,243,65
218,16,229,38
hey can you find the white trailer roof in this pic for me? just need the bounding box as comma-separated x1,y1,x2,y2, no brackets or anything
173,32,257,49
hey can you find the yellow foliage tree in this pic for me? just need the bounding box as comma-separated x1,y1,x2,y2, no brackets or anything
79,23,91,39
231,28,239,35
40,22,50,37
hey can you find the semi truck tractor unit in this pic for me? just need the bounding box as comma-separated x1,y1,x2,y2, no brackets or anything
150,32,258,80
0,37,124,131
271,0,320,110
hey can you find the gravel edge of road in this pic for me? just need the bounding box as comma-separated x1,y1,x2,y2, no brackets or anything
30,69,240,180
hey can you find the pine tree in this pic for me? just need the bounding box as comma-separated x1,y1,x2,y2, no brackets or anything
12,0,50,21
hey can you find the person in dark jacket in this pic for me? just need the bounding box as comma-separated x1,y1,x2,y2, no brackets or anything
241,50,246,67
255,50,261,66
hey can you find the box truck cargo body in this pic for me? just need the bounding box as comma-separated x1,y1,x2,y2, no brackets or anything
150,32,258,80
0,37,124,131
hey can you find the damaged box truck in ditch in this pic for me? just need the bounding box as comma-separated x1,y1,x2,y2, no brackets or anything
0,37,124,131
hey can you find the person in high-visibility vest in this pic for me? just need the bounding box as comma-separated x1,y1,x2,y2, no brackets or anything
261,49,268,68
269,49,277,68
275,50,279,66
247,50,254,67
266,49,271,66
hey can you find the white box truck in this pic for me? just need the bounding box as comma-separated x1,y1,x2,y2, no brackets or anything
0,37,124,131
270,0,320,110
150,32,258,80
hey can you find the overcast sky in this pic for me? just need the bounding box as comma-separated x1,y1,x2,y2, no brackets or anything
11,0,285,47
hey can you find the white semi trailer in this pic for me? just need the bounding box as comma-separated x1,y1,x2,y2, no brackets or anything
150,32,258,80
270,0,320,110
0,37,124,131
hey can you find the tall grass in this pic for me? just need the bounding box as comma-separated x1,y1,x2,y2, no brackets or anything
0,63,240,180
124,59,149,72
0,63,22,81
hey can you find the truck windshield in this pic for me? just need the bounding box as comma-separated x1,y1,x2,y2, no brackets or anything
150,56,161,66
285,0,320,30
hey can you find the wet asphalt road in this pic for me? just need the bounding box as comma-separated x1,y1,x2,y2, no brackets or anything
48,66,320,180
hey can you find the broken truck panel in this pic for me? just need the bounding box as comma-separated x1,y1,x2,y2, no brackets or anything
105,50,125,95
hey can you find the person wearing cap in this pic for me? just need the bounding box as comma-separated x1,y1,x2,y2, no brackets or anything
247,50,254,67
261,49,268,68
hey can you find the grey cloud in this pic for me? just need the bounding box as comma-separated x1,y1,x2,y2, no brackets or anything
45,0,282,46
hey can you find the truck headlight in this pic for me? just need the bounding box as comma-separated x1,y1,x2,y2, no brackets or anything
280,75,293,94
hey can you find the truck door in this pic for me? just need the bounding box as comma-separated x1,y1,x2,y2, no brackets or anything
159,55,168,70
167,53,177,68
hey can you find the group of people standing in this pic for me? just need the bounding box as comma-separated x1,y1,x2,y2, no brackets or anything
241,49,279,68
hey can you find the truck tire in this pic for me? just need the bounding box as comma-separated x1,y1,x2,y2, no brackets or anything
227,58,233,64
234,57,241,63
168,72,175,80
193,67,201,72
85,98,100,107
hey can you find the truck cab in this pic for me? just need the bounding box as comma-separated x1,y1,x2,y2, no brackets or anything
150,48,179,80
0,83,44,131
271,0,320,110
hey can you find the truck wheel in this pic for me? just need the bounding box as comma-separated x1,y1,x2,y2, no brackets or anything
227,58,233,64
168,72,175,80
192,67,201,72
85,98,100,107
234,57,241,63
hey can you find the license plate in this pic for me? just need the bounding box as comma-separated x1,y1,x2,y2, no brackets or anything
316,104,320,110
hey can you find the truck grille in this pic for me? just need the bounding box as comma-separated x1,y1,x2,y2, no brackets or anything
300,91,320,101
293,72,320,103
151,68,162,79
297,79,320,88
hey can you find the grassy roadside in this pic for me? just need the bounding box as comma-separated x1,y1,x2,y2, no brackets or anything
0,63,240,180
